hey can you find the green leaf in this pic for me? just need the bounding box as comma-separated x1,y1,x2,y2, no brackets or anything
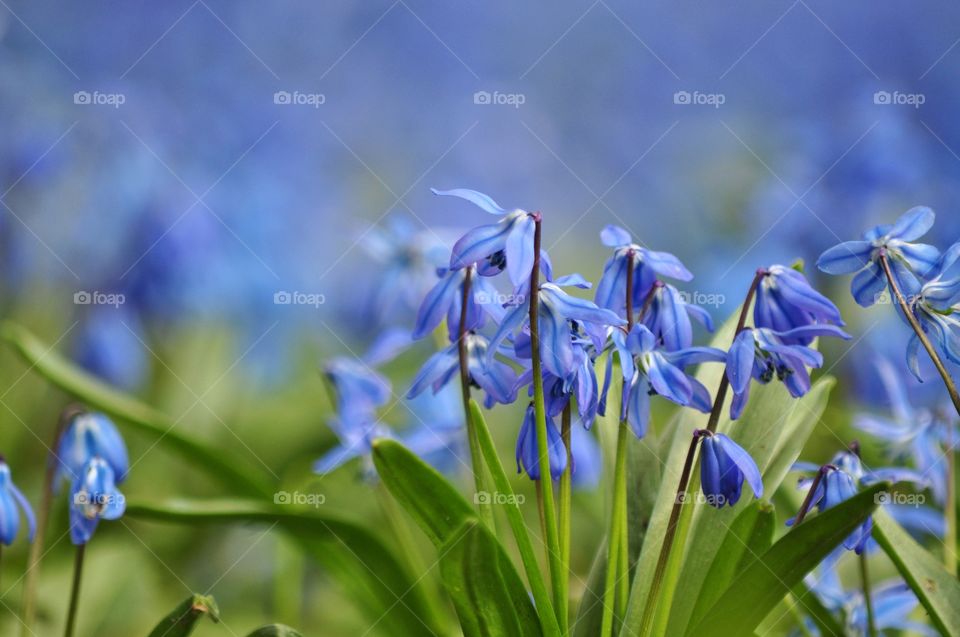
686,483,887,637
439,520,542,637
371,438,475,546
788,582,845,637
0,321,272,497
147,594,219,637
873,507,960,636
686,500,775,630
125,498,443,637
244,626,304,637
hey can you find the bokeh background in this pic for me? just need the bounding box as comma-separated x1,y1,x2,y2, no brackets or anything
0,1,959,634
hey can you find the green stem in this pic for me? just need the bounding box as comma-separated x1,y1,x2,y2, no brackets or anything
558,402,572,629
617,506,629,620
470,399,562,637
63,544,85,637
859,551,877,637
947,430,957,576
377,485,448,630
456,268,497,532
637,270,764,637
600,421,629,637
528,216,565,630
879,253,960,577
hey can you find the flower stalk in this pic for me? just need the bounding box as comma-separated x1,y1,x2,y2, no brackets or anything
558,401,572,629
63,544,85,637
879,251,960,575
637,270,764,636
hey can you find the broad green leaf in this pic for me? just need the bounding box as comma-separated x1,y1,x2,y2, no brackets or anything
147,594,219,637
439,520,541,637
1,321,271,497
372,438,551,637
125,498,443,636
244,626,304,637
665,377,835,635
686,483,887,637
686,500,775,631
873,507,960,636
470,400,561,637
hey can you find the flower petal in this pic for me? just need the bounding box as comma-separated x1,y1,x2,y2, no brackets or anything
717,434,763,498
505,214,536,288
600,225,632,247
431,187,506,215
851,262,886,307
450,222,512,270
817,241,874,274
412,271,462,339
726,330,756,394
639,249,693,282
888,206,935,241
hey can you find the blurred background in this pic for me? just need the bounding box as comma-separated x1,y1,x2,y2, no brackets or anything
0,1,958,634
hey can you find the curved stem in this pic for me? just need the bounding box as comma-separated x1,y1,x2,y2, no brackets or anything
456,268,496,532
793,466,831,526
528,216,565,630
63,544,85,637
558,402,572,629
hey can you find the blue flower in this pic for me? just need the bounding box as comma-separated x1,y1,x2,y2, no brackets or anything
754,265,843,337
490,276,625,383
642,280,715,351
905,243,960,378
412,265,505,341
433,188,539,288
324,358,391,414
570,425,602,489
399,386,466,476
698,432,763,508
313,411,390,477
408,333,518,408
0,460,35,546
726,325,851,419
515,404,567,481
69,457,125,545
854,356,956,505
56,411,129,487
594,225,693,316
817,206,940,306
604,324,726,438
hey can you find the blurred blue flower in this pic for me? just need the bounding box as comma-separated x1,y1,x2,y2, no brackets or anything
906,242,960,378
817,206,940,307
0,460,35,546
72,307,149,392
399,386,466,476
515,404,567,481
432,188,539,288
490,276,625,383
594,225,693,317
641,280,714,351
570,425,602,490
324,358,391,414
699,432,763,508
69,457,125,545
726,325,850,419
855,357,956,505
408,333,518,408
56,411,129,487
604,324,726,438
754,264,843,337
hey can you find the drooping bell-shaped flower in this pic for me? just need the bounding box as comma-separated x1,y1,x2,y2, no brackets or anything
725,325,851,419
515,404,567,481
904,242,960,378
698,432,763,508
817,206,940,306
0,460,35,546
69,457,125,545
433,188,540,288
408,332,518,408
56,411,128,487
753,264,843,337
594,225,693,317
641,280,714,351
603,324,726,438
412,265,505,341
